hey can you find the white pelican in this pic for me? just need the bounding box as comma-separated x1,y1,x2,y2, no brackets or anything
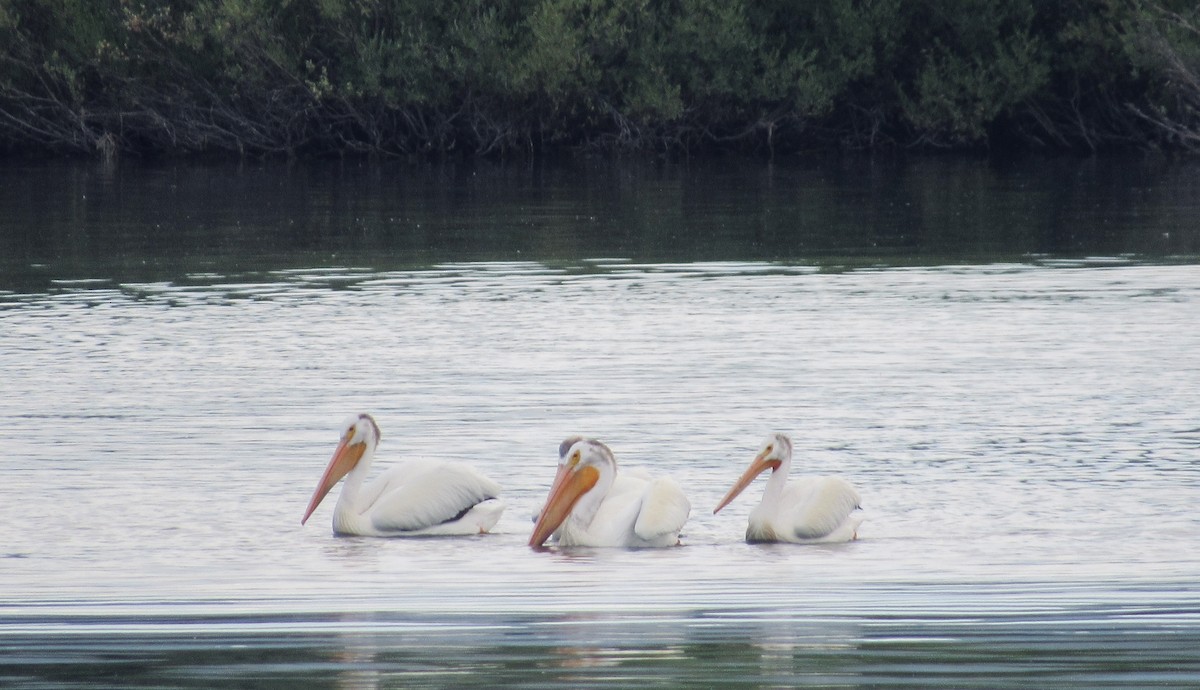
529,437,691,548
714,433,863,543
301,413,505,536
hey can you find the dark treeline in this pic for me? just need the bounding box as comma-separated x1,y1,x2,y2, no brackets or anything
1,0,1198,158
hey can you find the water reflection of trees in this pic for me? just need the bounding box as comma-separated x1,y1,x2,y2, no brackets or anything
318,612,871,687
3,158,1196,294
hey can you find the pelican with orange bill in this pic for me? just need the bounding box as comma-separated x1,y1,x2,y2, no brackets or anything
302,413,505,537
714,432,863,544
529,437,691,548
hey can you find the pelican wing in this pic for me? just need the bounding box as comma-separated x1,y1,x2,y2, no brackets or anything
782,476,861,540
620,467,654,483
367,460,502,533
633,477,691,541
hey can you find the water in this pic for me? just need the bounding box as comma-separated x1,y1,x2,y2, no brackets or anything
1,158,1199,687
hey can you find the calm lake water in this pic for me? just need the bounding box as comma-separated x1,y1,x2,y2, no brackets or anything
1,157,1199,687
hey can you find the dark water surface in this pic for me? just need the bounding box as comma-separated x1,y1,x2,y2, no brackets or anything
3,155,1198,288
1,157,1199,687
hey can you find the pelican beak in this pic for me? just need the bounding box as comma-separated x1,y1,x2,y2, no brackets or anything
529,462,600,547
713,449,780,514
301,434,366,525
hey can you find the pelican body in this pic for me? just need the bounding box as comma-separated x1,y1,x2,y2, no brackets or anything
529,437,691,548
714,433,863,544
301,414,505,536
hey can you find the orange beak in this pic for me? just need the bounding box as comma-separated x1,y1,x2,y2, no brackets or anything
301,434,366,525
529,462,600,547
713,449,780,514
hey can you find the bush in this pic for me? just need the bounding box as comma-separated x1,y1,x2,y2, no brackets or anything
0,0,1197,156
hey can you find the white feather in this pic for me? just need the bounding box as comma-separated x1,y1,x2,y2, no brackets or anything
777,476,862,542
367,460,503,533
633,477,691,541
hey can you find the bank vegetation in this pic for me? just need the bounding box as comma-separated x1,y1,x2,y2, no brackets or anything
1,0,1198,157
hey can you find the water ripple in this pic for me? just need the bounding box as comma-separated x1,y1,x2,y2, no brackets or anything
2,262,1199,687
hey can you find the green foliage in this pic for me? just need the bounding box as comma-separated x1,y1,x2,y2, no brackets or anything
900,1,1049,144
1118,0,1200,146
0,0,1198,155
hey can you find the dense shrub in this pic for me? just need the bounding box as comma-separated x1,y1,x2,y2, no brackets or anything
0,0,1197,156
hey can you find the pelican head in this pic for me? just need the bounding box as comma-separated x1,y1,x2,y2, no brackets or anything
301,413,381,525
558,435,586,460
529,438,616,547
713,433,792,514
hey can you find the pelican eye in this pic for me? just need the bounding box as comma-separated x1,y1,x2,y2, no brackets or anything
569,450,581,466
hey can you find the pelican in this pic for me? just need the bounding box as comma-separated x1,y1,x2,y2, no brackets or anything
301,413,505,536
714,433,863,543
529,437,691,548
